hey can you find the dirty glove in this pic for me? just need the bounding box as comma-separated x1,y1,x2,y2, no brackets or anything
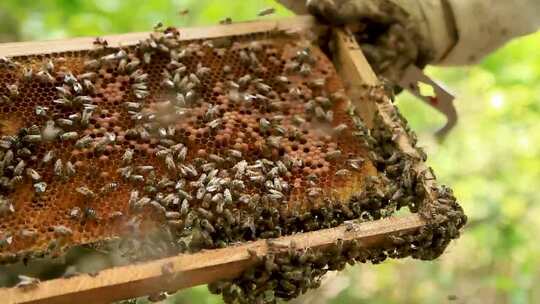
304,0,457,83
279,0,540,83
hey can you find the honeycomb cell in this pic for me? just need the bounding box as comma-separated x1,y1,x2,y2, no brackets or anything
0,31,387,265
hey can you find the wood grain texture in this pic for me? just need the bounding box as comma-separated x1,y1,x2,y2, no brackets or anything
0,215,425,304
0,16,317,57
332,28,379,127
333,28,378,86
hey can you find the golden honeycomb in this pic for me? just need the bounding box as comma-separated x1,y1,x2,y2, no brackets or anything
0,28,395,264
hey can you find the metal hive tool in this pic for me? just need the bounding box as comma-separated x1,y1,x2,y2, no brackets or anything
0,17,466,304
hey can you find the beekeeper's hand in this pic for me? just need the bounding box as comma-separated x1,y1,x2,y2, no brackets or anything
278,0,540,83
305,0,456,83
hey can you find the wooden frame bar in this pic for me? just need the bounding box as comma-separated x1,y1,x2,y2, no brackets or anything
0,17,436,304
333,28,439,206
0,16,317,57
1,215,424,304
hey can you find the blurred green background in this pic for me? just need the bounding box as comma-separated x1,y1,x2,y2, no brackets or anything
1,1,539,303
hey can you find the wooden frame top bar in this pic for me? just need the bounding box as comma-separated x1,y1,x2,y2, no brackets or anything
0,16,317,57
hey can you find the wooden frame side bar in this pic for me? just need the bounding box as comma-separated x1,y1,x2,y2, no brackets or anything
333,29,438,205
0,16,317,57
332,28,378,127
0,215,424,304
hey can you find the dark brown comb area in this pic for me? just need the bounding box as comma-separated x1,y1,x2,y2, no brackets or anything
0,30,391,264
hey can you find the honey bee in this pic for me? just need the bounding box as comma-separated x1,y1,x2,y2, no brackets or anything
100,182,118,194
33,182,47,194
60,131,79,141
93,37,109,48
219,17,233,25
257,7,276,17
53,225,73,237
15,275,40,291
6,84,19,98
0,196,15,217
76,186,96,200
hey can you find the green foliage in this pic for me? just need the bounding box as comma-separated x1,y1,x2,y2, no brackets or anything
383,31,540,304
1,1,539,303
0,0,291,41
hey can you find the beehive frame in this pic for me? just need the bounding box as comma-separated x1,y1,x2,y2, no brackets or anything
0,16,465,304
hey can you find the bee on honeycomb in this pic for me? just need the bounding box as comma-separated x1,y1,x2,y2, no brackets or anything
0,24,466,303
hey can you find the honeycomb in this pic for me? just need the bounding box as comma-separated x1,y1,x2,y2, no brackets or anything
0,28,395,264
